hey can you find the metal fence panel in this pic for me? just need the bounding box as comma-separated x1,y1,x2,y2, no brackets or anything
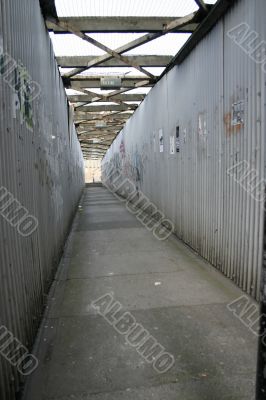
102,0,266,301
0,1,84,398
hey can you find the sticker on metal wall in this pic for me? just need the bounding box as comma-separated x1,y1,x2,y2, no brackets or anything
183,128,187,144
231,100,244,126
198,112,207,136
170,135,175,154
159,129,163,153
176,126,180,152
153,131,156,153
224,99,245,136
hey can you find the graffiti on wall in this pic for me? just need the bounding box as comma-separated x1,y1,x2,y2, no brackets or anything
106,136,149,186
0,37,41,131
12,64,35,130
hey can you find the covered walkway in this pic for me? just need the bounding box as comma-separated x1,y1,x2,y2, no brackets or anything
24,185,256,400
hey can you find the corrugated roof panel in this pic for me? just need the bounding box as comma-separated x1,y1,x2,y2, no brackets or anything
55,0,199,17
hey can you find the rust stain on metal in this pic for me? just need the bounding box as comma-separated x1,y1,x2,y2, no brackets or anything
224,112,243,137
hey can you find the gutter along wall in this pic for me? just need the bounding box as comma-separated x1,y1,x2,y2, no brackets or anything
102,0,266,301
0,1,84,399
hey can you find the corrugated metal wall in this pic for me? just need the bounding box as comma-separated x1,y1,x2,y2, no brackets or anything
0,1,84,399
102,0,266,301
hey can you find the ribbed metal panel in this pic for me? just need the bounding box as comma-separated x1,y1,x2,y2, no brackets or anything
0,1,84,399
103,0,265,301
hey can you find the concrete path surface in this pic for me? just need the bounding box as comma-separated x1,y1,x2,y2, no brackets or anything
24,185,257,400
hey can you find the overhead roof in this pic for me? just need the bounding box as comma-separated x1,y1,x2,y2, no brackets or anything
46,0,222,160
54,0,216,17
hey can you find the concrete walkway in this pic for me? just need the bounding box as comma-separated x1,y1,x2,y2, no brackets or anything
24,185,257,400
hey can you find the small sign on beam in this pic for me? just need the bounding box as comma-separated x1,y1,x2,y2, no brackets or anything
100,77,122,90
95,121,107,128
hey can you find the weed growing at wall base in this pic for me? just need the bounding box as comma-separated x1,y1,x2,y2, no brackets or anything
0,325,38,376
91,293,175,374
0,186,38,237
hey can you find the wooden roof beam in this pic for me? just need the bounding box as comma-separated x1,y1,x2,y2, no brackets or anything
77,104,138,112
48,12,196,78
68,94,145,102
58,55,172,68
74,112,133,121
48,18,156,80
194,0,209,13
46,17,198,33
68,78,153,90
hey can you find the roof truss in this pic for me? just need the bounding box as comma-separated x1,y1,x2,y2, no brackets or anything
47,1,217,160
46,16,199,33
57,55,173,68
